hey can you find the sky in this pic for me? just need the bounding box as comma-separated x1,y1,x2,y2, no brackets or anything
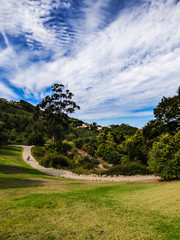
0,0,180,128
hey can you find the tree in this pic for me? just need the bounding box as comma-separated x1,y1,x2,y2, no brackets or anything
27,131,45,146
37,84,80,146
148,131,180,180
153,87,180,133
124,129,148,165
143,87,180,143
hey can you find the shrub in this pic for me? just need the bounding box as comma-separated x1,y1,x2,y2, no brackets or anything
15,138,22,143
107,151,122,165
9,134,16,141
32,146,45,159
74,138,83,148
82,143,88,152
96,143,114,161
87,146,95,157
27,132,45,146
80,156,98,170
62,140,72,153
40,153,70,168
104,161,149,176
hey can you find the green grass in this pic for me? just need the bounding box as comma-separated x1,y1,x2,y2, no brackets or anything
0,146,180,240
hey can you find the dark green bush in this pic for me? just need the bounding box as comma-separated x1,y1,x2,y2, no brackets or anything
104,162,149,176
107,151,122,165
74,138,83,148
80,156,98,170
87,146,95,157
15,138,22,143
40,153,70,168
62,141,72,153
27,132,45,146
32,146,45,159
9,134,16,141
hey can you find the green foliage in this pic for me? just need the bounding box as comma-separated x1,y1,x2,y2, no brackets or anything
40,153,70,168
96,143,114,161
62,140,72,153
148,131,180,180
143,119,164,141
82,143,89,152
80,155,98,170
37,84,80,145
74,138,84,148
15,137,23,143
124,129,148,165
32,146,46,159
107,151,122,165
153,93,180,133
104,162,149,176
143,87,180,141
0,121,8,147
19,99,35,112
27,132,45,146
87,145,95,157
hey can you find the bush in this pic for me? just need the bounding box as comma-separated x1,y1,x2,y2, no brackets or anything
80,156,98,170
40,153,70,168
27,132,45,146
9,134,16,141
32,146,45,159
87,146,95,157
104,161,149,176
62,140,72,153
96,143,114,161
74,138,83,148
15,138,22,143
148,132,180,180
107,151,122,165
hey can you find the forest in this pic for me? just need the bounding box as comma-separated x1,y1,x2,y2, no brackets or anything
0,84,179,180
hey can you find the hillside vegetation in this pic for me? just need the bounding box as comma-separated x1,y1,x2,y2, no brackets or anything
0,84,180,179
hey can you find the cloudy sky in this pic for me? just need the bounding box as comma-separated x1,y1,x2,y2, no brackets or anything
0,0,180,128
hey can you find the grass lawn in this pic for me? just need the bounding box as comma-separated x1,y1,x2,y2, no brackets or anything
0,146,180,240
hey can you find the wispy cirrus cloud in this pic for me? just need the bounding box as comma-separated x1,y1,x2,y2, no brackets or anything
0,0,180,126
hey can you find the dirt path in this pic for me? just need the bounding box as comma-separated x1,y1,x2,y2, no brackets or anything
14,145,161,182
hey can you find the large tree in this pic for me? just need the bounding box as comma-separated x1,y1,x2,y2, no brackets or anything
37,83,80,146
148,131,180,180
143,87,180,141
153,87,180,133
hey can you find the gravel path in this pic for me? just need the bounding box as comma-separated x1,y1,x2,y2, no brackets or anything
14,145,161,182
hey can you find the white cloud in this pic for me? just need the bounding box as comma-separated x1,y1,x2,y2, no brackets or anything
0,0,72,54
0,0,180,122
0,82,18,99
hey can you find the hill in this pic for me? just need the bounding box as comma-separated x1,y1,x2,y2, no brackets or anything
0,85,179,179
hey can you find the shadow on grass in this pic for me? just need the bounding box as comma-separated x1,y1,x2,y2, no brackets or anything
0,146,22,156
0,177,44,189
0,163,47,176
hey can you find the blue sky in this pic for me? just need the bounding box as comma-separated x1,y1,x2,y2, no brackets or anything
0,0,180,128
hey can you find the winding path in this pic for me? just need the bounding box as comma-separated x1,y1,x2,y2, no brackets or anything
15,145,161,182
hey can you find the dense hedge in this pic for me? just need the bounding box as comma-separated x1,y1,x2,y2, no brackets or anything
104,162,150,176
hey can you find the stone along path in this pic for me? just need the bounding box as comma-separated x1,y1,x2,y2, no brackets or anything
15,145,161,182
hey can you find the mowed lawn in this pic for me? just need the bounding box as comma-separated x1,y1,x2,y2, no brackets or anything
0,147,180,240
